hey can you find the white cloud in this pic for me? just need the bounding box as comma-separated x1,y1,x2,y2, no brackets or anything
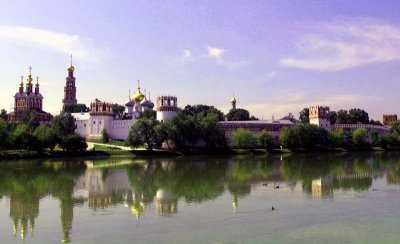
0,25,96,61
207,45,225,61
183,49,192,58
280,19,400,71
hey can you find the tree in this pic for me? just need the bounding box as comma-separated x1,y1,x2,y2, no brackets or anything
127,117,161,151
348,108,369,124
378,134,399,149
369,120,383,126
0,109,7,121
112,104,126,119
257,130,273,149
329,111,337,124
33,125,57,151
139,110,156,119
101,129,110,143
369,130,379,146
231,128,257,149
226,109,252,121
11,124,31,150
183,105,225,121
390,121,400,135
162,112,200,149
352,128,368,148
336,110,349,124
52,113,76,140
299,108,309,124
279,124,328,149
60,134,87,152
0,119,9,149
328,129,344,148
63,104,89,113
196,112,227,149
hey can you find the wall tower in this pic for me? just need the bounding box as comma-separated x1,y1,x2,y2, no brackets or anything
309,106,331,130
156,95,178,121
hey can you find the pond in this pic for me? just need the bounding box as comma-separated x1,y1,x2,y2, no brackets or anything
1,152,400,243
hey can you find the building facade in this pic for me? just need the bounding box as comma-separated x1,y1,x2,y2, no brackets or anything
62,60,77,107
383,114,397,127
7,67,51,123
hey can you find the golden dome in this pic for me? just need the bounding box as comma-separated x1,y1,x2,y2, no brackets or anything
67,65,75,72
132,89,145,102
230,96,237,104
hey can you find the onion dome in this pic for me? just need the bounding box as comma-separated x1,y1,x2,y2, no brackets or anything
125,100,134,107
148,100,155,109
67,65,74,72
230,96,236,105
132,88,145,102
141,98,152,107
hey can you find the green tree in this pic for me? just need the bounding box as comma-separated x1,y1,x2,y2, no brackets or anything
183,104,225,121
112,104,127,119
196,112,227,149
63,104,89,113
101,129,110,143
162,112,200,149
11,124,31,150
257,130,273,149
328,129,344,148
231,128,257,149
0,109,7,121
279,124,328,149
52,113,76,140
299,108,309,124
60,134,87,152
226,108,253,121
378,134,399,149
348,108,369,124
390,121,400,135
336,110,349,124
33,125,57,151
329,111,337,124
352,128,368,148
139,110,156,119
127,117,161,151
0,119,9,149
369,130,379,146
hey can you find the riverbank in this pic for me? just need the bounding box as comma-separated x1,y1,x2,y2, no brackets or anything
0,146,395,160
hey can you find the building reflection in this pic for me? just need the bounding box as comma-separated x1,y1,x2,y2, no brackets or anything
155,189,178,215
9,193,40,240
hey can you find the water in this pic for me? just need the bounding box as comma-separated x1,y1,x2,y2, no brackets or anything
1,152,400,243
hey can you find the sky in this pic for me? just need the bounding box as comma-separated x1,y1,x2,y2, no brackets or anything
1,0,400,121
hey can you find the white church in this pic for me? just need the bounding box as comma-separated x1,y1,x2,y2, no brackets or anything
72,83,178,140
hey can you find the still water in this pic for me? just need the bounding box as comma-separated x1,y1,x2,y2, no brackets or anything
1,153,400,243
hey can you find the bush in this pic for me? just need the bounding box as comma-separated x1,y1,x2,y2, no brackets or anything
101,129,110,143
352,128,369,148
378,134,399,149
60,134,87,152
257,130,273,149
279,124,329,149
0,119,9,149
328,129,344,148
231,128,257,149
33,125,57,151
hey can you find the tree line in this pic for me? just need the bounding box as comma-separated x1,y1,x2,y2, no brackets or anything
0,111,87,153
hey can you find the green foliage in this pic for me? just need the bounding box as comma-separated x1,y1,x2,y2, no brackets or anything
299,108,309,123
329,111,337,124
33,125,57,151
390,121,400,135
333,108,374,125
369,130,379,146
63,104,89,113
231,128,257,149
139,110,156,119
352,128,369,148
0,119,9,149
127,117,162,151
162,112,200,149
112,104,127,119
328,129,344,148
60,134,87,152
257,129,273,149
101,129,110,143
0,109,7,121
11,124,31,150
183,104,225,121
226,108,258,121
279,124,329,149
52,113,76,139
378,134,399,149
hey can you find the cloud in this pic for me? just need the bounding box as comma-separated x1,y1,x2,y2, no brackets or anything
183,49,192,58
207,45,226,61
280,19,400,71
0,25,96,61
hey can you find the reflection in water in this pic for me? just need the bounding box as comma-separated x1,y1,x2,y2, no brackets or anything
1,153,400,242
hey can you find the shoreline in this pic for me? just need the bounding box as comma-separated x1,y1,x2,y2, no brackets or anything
0,147,397,160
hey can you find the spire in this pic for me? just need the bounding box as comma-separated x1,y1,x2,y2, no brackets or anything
67,54,75,73
137,79,141,90
27,66,33,84
19,76,24,87
149,91,151,101
36,76,39,86
70,54,73,66
129,89,131,100
29,66,32,76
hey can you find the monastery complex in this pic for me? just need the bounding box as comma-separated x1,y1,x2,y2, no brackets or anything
6,61,394,142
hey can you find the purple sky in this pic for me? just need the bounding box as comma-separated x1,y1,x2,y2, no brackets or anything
1,0,400,120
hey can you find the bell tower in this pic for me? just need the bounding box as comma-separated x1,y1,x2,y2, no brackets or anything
63,55,77,108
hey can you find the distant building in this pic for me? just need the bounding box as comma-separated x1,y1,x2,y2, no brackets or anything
156,95,178,121
383,114,397,127
309,105,331,130
7,67,51,123
62,57,78,108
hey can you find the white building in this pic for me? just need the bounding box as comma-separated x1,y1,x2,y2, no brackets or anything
72,84,178,140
